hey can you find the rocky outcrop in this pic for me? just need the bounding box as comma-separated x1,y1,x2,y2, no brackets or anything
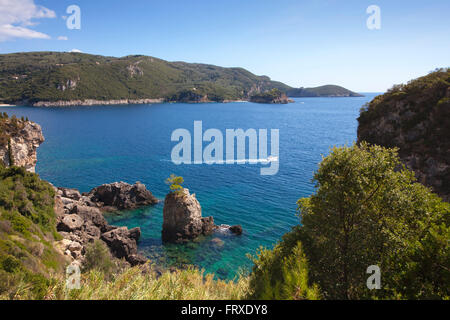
0,118,44,172
358,69,450,201
87,181,159,211
162,189,215,243
250,89,293,104
162,189,242,243
54,186,149,266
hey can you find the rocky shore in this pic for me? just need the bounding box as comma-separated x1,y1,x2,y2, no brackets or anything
54,182,158,266
31,98,165,107
26,98,249,107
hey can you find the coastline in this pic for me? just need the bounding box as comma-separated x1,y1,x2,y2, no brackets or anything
6,95,367,108
13,98,250,107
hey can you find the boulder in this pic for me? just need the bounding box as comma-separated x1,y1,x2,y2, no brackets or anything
162,189,216,243
128,227,141,241
58,187,82,201
88,181,159,211
127,254,148,267
229,225,243,235
68,241,83,253
101,227,141,262
57,214,84,232
70,205,108,232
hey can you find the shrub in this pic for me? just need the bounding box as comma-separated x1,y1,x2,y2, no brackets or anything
247,240,320,300
82,240,115,275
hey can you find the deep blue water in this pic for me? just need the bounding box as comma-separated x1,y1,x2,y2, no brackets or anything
3,94,379,279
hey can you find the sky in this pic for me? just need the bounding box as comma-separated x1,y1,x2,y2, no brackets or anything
0,0,449,92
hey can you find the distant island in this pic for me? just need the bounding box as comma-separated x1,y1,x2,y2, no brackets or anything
0,52,362,106
287,85,363,97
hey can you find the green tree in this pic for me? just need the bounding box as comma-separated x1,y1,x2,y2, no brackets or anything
247,238,321,300
295,143,449,299
165,174,184,194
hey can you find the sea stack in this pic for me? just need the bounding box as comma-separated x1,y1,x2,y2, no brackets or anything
162,188,216,243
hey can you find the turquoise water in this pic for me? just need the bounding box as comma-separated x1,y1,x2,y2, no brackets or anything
4,94,378,279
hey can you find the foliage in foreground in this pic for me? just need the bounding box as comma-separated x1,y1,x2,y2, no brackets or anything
0,165,66,300
248,143,449,300
294,143,449,299
248,240,320,300
0,266,248,300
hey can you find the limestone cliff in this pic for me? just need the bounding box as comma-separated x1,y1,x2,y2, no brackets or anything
0,115,44,172
358,69,449,201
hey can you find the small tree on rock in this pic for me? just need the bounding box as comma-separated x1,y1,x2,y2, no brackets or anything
165,174,184,195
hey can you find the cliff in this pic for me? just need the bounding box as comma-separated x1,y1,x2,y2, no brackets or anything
0,115,44,172
358,68,450,201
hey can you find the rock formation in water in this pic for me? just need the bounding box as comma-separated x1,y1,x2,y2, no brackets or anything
162,189,215,243
358,68,450,201
87,181,159,211
162,188,243,243
0,116,44,172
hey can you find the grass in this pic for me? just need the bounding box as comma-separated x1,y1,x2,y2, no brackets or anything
1,266,249,300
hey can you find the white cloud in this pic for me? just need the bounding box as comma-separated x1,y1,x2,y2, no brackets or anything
57,35,68,41
0,0,56,41
70,48,82,53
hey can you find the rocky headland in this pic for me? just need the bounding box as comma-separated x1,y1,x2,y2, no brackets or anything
358,69,449,201
250,89,293,104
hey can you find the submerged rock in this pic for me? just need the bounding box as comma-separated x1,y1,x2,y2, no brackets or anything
229,225,243,235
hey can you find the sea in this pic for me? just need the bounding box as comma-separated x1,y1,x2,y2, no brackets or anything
3,93,379,280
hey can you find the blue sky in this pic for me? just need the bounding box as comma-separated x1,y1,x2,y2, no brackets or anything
0,0,449,92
